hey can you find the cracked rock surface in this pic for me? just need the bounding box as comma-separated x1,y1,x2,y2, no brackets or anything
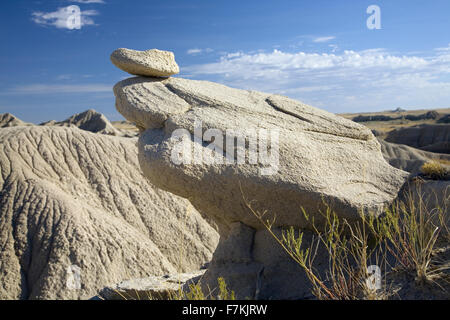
0,126,218,300
114,76,408,234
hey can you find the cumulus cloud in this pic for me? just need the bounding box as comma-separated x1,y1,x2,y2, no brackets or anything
32,6,99,30
186,49,428,76
184,46,450,112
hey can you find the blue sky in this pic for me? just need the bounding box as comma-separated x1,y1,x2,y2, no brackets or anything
1,0,449,123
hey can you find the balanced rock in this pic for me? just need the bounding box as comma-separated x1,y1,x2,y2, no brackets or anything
114,77,408,233
111,48,180,78
113,76,409,298
0,126,218,299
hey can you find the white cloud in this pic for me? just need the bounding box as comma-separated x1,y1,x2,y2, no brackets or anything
70,0,105,3
187,48,214,55
186,49,428,76
313,36,336,43
56,74,72,80
32,6,99,30
187,48,202,55
184,46,450,112
1,84,111,95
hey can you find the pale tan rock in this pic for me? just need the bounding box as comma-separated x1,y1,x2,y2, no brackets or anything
111,48,180,77
114,76,408,234
0,126,218,300
113,76,409,299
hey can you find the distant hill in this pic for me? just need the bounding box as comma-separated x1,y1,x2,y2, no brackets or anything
0,113,33,128
339,108,450,142
40,109,122,136
385,124,449,154
351,110,442,123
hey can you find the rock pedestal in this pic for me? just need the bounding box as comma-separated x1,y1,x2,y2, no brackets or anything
111,49,408,298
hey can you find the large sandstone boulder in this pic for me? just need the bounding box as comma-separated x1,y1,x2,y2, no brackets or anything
113,76,408,298
114,77,408,233
111,48,180,78
0,126,218,300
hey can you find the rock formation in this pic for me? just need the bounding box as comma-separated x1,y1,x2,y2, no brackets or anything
0,126,218,300
385,124,450,154
353,110,441,123
112,48,409,299
40,109,130,137
114,76,408,232
438,114,450,124
0,113,33,128
379,139,450,175
111,48,180,78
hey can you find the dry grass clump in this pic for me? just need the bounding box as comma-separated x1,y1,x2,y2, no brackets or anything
247,201,387,300
379,199,446,284
421,161,448,180
112,277,236,300
172,277,236,300
245,188,449,300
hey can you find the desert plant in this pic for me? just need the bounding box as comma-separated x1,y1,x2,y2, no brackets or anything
376,187,449,285
420,161,448,180
171,277,236,300
244,197,388,300
182,282,207,300
243,185,449,299
216,277,236,300
437,186,450,242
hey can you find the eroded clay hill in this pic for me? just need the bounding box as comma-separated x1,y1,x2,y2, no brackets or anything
0,113,32,128
379,139,450,175
0,126,218,300
40,109,130,137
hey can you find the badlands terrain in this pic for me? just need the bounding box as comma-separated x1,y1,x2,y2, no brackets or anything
0,48,448,300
